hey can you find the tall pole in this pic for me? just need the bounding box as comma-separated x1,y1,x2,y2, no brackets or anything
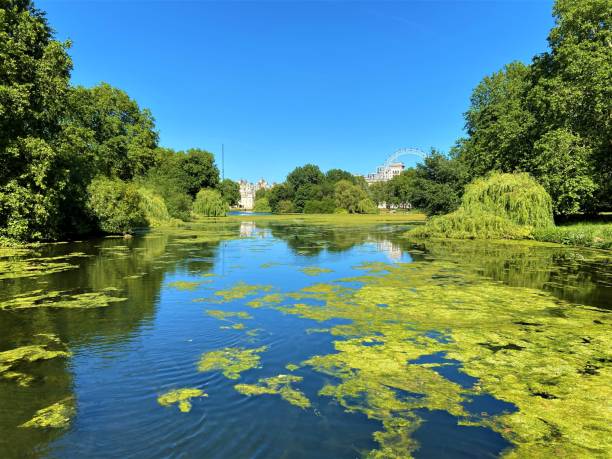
221,144,225,181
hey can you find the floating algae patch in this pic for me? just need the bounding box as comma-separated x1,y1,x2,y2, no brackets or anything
275,259,612,458
285,363,300,371
157,388,207,413
20,397,75,429
198,346,267,379
0,249,87,280
205,310,252,321
0,334,71,386
0,289,127,310
214,282,273,302
246,293,283,308
300,267,334,276
167,280,203,291
234,374,310,409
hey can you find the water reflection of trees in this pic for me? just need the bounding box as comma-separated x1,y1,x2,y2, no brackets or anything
412,240,611,309
0,229,228,458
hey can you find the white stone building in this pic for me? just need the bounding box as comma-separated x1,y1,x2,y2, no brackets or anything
239,179,272,210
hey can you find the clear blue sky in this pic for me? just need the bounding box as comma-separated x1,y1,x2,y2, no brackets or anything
42,0,554,183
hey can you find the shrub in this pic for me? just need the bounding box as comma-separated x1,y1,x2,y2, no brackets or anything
87,177,145,234
192,188,228,217
253,198,272,213
462,172,554,229
533,223,612,250
304,198,336,214
275,200,295,214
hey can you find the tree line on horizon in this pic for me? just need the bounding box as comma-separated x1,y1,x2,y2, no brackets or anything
0,0,609,242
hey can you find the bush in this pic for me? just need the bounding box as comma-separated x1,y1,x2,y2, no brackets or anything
192,188,228,217
304,198,336,214
253,197,272,213
533,223,612,250
408,208,532,240
462,172,554,229
87,177,145,234
275,200,295,214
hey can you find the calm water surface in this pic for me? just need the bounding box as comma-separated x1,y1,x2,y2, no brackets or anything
0,220,610,458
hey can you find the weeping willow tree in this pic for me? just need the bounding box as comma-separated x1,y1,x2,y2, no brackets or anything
137,188,176,227
192,189,228,217
462,172,554,228
409,173,554,240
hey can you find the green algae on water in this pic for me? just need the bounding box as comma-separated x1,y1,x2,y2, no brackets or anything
0,289,127,310
205,310,252,321
300,267,334,276
246,293,283,308
19,397,75,429
198,346,267,379
157,388,207,413
234,374,311,409
274,258,612,458
214,282,273,302
167,280,203,291
0,334,71,386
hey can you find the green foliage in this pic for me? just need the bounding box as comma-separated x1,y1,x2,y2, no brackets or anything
267,184,293,213
294,183,323,211
255,188,270,201
325,169,355,184
179,149,220,198
253,197,272,213
65,83,158,180
219,179,240,206
139,148,193,220
408,173,554,240
408,208,533,240
462,172,554,229
533,222,612,249
333,180,375,214
275,200,295,214
286,164,324,192
86,177,145,234
303,198,336,214
0,1,73,242
192,188,228,217
457,0,611,214
137,187,176,227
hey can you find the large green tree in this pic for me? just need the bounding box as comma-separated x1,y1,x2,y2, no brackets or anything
457,0,611,214
178,149,220,198
65,83,159,181
0,0,73,241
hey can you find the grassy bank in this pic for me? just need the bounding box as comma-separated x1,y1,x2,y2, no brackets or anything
223,211,427,225
533,222,612,250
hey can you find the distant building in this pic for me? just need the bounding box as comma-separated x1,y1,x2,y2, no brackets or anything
363,162,405,184
239,179,272,210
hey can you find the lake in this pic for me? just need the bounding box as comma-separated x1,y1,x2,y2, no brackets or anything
1,219,610,458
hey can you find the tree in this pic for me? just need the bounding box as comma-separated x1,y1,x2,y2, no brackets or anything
253,197,272,213
268,184,293,213
192,188,228,217
294,184,323,212
87,177,145,234
0,0,73,241
333,180,376,214
179,149,220,198
325,169,354,184
286,164,324,192
457,0,611,214
65,83,159,180
219,179,240,206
